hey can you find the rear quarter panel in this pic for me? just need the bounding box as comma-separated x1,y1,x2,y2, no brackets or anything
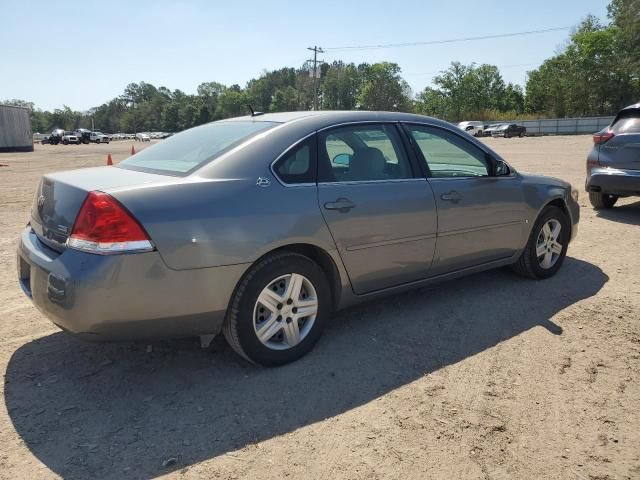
109,179,337,271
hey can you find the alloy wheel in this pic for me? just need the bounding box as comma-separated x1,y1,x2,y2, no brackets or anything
253,273,318,350
536,218,563,269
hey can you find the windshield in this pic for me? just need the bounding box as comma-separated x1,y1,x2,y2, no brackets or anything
497,125,508,130
119,121,278,175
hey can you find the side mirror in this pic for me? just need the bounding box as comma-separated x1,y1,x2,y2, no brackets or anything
494,160,510,176
333,153,351,166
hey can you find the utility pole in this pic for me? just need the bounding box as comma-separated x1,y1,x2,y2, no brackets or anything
306,46,324,110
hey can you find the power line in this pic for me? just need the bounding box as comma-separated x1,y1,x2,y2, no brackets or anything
324,26,570,51
404,62,541,76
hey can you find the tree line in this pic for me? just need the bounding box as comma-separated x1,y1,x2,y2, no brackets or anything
4,0,637,133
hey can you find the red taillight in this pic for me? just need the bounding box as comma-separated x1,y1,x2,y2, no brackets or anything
593,131,614,144
68,191,153,254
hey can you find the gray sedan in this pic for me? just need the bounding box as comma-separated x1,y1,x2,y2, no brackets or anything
17,111,579,366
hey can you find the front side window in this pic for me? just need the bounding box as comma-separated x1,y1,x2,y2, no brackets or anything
318,124,413,182
120,121,278,175
273,137,316,184
406,125,490,178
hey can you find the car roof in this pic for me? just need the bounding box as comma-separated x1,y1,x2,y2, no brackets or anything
621,102,640,111
220,110,455,131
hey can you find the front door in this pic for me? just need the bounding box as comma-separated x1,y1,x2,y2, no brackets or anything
403,124,526,275
316,123,438,294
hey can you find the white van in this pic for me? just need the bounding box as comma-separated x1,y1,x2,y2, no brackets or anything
457,121,484,137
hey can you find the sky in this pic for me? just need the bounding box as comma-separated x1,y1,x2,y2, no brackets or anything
1,0,610,111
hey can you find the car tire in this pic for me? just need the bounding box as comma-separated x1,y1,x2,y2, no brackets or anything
519,132,525,138
223,251,331,366
63,140,68,145
512,205,570,279
589,192,618,209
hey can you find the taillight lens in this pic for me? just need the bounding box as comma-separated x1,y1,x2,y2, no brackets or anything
593,131,614,144
67,191,153,254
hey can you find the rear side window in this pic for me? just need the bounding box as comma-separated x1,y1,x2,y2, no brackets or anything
612,110,640,134
318,124,413,182
119,121,278,175
273,137,316,184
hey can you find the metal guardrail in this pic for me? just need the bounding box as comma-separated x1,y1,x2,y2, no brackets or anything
487,116,615,136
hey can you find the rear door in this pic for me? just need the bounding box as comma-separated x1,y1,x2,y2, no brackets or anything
600,109,640,170
317,123,437,294
403,124,526,275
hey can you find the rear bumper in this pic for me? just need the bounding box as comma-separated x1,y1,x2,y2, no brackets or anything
586,167,640,196
17,226,249,341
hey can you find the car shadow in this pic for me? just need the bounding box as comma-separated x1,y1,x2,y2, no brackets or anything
4,257,607,479
595,199,640,226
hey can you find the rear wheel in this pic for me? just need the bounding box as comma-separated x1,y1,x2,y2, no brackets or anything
519,131,525,138
223,251,331,366
512,206,570,279
589,192,618,209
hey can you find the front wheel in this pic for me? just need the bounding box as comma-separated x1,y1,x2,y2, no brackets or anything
223,251,331,366
589,192,617,209
512,205,570,279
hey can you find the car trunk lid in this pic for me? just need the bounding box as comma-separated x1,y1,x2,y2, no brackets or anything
30,166,179,252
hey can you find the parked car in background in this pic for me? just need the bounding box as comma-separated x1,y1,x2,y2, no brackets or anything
46,129,65,145
135,133,151,142
457,121,484,137
62,131,80,145
483,124,503,137
586,102,640,209
74,128,92,144
17,111,579,366
492,124,526,138
90,131,110,144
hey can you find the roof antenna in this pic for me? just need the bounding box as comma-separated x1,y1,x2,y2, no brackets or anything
247,105,264,117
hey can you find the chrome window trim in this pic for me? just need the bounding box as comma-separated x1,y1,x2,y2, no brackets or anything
269,118,517,186
319,178,426,186
427,173,518,181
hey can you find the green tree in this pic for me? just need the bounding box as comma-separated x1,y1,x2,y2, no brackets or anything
357,62,412,111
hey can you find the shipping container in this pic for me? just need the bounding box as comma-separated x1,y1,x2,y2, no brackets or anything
0,104,33,152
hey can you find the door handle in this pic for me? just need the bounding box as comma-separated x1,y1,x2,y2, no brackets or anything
440,191,462,203
324,197,355,212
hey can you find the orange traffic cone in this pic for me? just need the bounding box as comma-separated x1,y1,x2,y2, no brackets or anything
107,153,113,166
131,145,136,155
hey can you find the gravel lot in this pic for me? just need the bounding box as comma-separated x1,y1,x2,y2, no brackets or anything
0,136,638,479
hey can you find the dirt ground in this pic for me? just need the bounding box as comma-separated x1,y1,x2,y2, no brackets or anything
0,136,638,480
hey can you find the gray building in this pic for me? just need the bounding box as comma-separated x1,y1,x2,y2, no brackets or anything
0,104,33,152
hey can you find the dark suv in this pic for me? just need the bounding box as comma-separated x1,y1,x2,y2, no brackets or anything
586,103,640,209
491,124,526,138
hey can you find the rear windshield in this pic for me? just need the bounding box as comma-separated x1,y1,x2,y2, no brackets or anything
612,110,640,134
119,121,278,175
